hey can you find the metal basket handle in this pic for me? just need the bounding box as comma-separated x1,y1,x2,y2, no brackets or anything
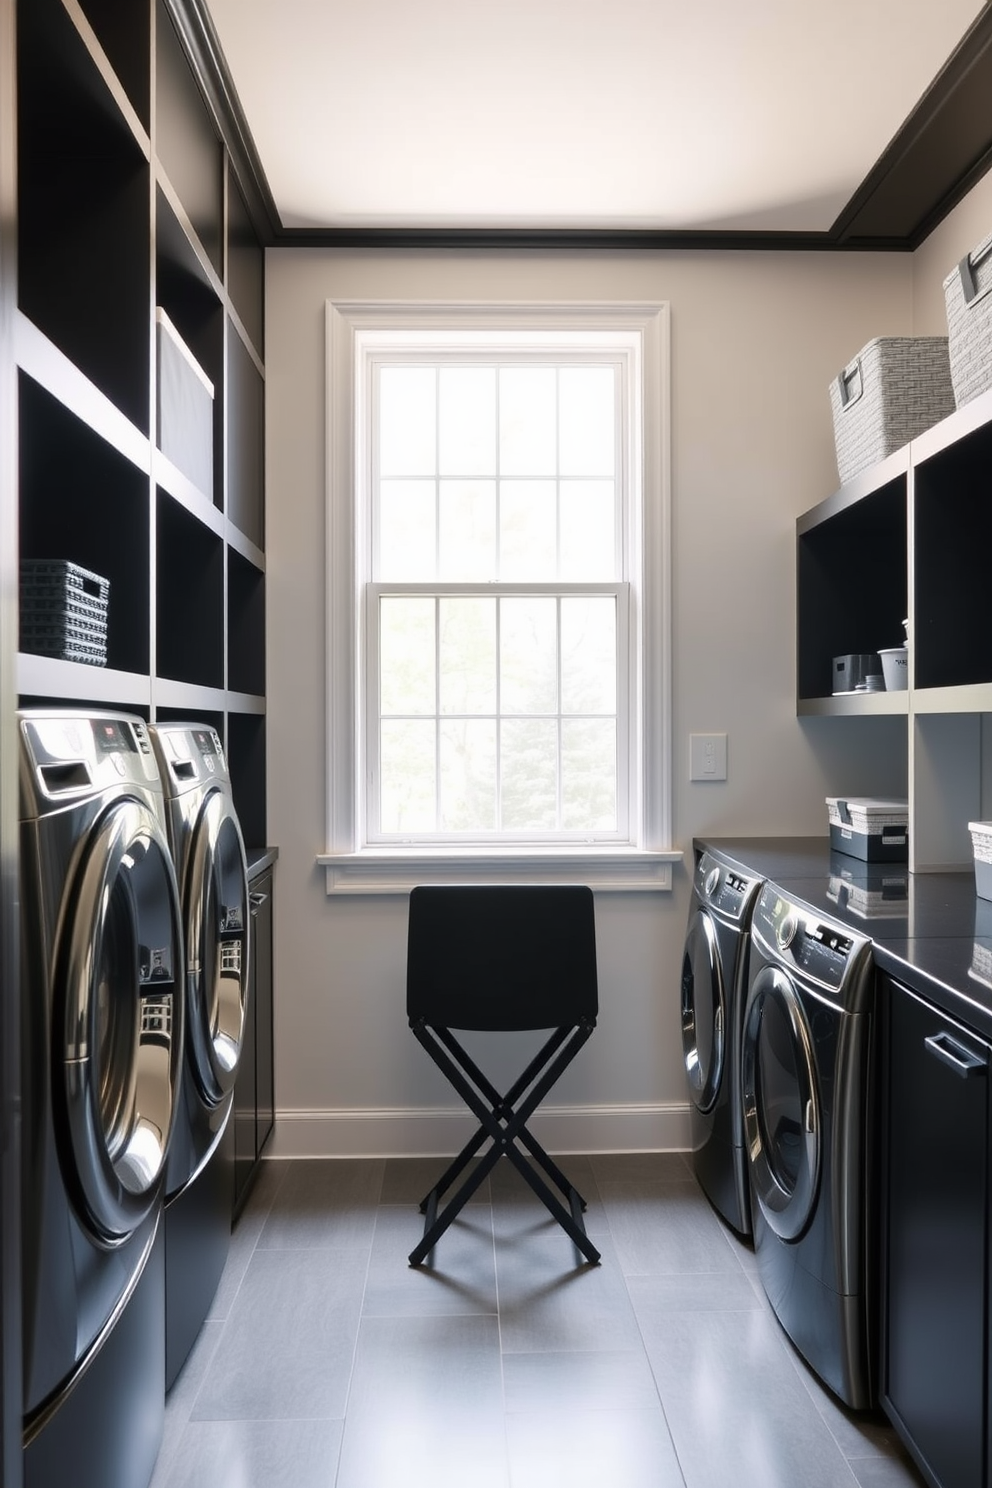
956,235,992,309
835,358,863,411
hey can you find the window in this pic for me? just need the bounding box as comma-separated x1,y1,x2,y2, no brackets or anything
320,303,676,893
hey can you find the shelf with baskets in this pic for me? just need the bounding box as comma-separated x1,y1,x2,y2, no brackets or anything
797,381,992,870
13,0,268,848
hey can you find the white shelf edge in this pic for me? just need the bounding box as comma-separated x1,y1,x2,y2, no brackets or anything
17,653,152,706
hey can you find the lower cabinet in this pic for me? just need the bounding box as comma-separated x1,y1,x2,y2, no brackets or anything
233,865,274,1217
880,973,991,1488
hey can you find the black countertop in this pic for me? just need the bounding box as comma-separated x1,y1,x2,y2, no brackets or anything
697,835,992,1038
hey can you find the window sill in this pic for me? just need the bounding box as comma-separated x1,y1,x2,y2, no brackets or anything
316,847,684,895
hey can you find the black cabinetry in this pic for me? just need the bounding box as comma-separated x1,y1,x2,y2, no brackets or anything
880,973,991,1488
234,865,275,1217
13,0,268,838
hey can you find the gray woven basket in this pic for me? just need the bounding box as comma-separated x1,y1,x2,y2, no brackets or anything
943,230,992,409
828,337,956,485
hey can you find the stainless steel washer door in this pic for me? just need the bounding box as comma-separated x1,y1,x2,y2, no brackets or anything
681,907,725,1114
742,964,820,1241
58,797,184,1245
184,789,250,1106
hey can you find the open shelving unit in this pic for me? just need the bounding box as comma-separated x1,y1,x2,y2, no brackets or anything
796,382,992,871
13,0,268,837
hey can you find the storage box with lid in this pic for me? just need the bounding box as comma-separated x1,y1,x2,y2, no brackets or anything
944,230,992,409
826,796,909,862
828,337,955,484
968,821,992,900
156,308,214,498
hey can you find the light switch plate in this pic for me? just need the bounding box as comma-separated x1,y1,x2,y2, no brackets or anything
690,732,728,781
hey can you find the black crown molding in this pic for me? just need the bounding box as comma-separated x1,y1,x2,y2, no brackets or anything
174,0,992,254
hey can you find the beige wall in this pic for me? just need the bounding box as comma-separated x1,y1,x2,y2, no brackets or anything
262,218,989,1155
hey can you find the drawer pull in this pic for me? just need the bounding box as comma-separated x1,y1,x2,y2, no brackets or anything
924,1032,988,1079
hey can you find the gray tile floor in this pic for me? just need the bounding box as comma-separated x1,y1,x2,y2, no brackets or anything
150,1153,927,1488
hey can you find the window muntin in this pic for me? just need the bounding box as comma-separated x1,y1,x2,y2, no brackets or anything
367,355,628,845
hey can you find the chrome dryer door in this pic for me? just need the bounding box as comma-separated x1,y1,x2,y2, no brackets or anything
58,796,184,1244
681,907,725,1114
741,964,820,1242
184,788,250,1106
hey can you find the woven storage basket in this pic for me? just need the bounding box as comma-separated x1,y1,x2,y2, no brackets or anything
20,559,109,666
943,230,992,409
828,337,955,485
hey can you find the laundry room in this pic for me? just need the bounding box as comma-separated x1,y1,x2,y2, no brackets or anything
4,3,992,1487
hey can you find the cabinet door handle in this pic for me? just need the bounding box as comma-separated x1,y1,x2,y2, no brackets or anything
249,891,269,916
924,1032,988,1079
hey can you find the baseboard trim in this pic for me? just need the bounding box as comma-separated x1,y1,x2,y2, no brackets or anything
267,1102,692,1158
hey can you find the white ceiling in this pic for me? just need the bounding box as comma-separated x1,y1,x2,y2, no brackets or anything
204,0,984,233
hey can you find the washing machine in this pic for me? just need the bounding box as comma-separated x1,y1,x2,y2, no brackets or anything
741,879,876,1409
681,846,763,1236
19,711,184,1488
148,722,250,1389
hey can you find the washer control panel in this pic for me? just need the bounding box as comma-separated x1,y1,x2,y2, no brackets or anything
752,881,871,998
695,850,759,922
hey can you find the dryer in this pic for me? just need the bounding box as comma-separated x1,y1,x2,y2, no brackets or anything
148,722,250,1389
741,880,876,1409
681,846,763,1236
19,711,184,1488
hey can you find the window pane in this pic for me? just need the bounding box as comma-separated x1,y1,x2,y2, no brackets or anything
560,480,616,580
500,597,557,715
439,366,496,477
440,719,496,831
380,598,435,715
380,720,436,833
380,366,435,476
562,719,617,830
439,597,496,715
499,479,557,579
501,719,557,830
561,597,617,714
378,479,436,580
559,366,615,477
439,480,496,580
499,367,556,476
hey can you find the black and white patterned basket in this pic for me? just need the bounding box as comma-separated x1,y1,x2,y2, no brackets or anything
944,230,992,409
828,337,956,485
20,559,109,666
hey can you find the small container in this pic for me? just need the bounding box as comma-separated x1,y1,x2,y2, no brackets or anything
829,337,956,484
832,653,882,694
878,646,908,691
969,822,992,900
826,797,909,861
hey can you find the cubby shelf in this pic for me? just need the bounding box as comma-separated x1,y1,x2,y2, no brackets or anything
796,383,992,870
13,0,267,838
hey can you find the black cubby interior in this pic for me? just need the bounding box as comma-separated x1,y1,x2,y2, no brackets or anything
227,168,264,357
19,374,150,676
155,490,224,687
227,712,267,848
156,187,225,505
228,550,265,697
76,0,151,129
18,0,151,433
227,323,264,545
914,423,992,690
797,476,907,699
155,0,223,276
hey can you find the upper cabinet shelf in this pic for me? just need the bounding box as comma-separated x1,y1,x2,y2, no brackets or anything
797,386,992,714
14,0,268,832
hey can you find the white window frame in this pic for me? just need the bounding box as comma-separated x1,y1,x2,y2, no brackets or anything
318,301,678,894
